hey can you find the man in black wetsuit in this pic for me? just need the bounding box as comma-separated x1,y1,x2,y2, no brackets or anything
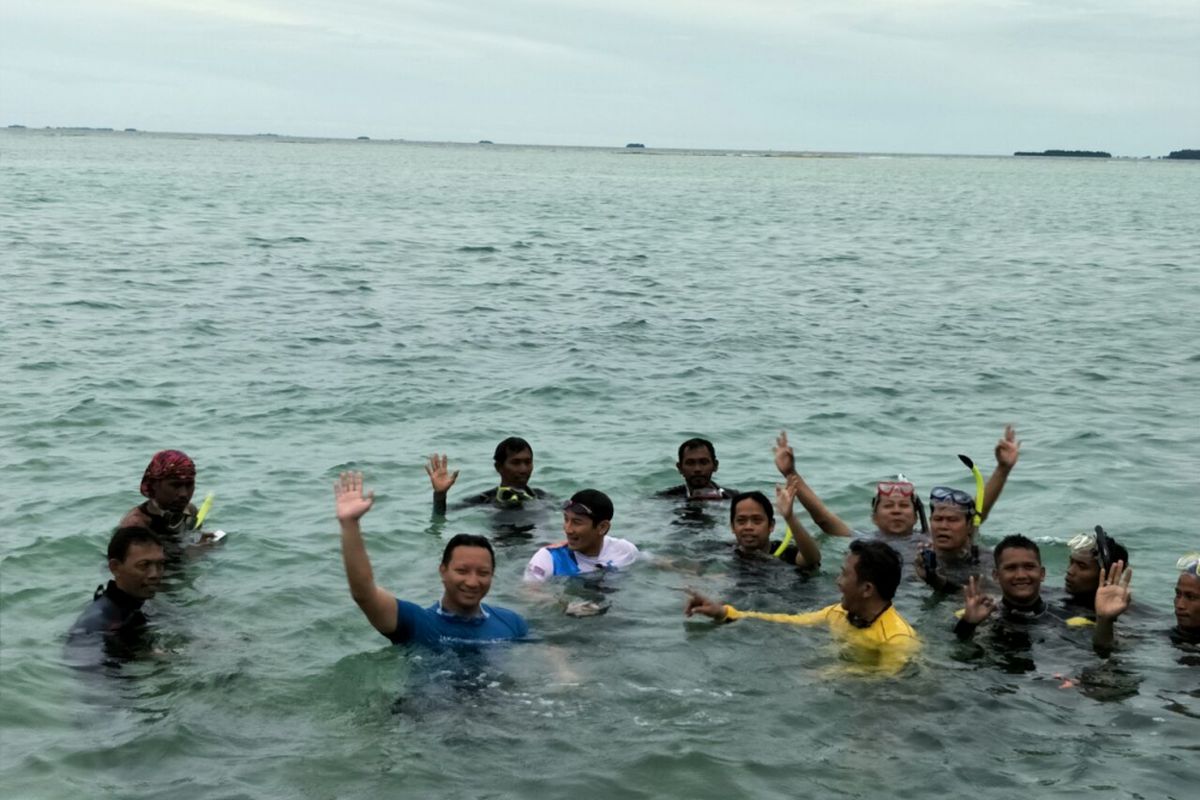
1064,529,1130,613
69,527,165,645
727,488,821,570
426,437,549,514
657,438,737,500
956,534,1130,652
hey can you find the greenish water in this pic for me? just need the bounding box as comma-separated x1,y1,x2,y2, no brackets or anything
1,130,1198,799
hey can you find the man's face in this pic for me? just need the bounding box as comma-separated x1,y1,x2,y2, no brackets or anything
110,542,166,599
929,506,971,553
1174,573,1200,631
149,477,195,513
1065,551,1102,596
836,553,867,613
731,498,774,553
562,510,609,557
994,547,1045,604
872,495,916,536
439,546,493,612
676,445,717,490
496,449,534,488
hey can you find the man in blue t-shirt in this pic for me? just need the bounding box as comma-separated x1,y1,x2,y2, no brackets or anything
335,471,529,648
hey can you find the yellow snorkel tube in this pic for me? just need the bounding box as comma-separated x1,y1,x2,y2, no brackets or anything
772,525,794,558
956,455,985,527
193,492,214,530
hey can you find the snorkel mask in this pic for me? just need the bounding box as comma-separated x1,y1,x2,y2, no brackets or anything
872,474,929,534
1177,553,1200,577
1067,526,1115,572
495,485,535,509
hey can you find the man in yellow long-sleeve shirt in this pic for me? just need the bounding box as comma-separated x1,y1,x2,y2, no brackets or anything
685,539,919,674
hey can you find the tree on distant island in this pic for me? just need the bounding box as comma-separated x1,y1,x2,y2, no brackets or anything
1166,149,1199,160
1014,149,1111,158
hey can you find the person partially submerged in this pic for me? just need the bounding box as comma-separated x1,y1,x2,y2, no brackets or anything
686,539,919,674
524,489,639,581
657,438,738,501
727,487,821,570
68,527,166,660
426,437,549,514
772,426,1020,544
120,450,200,538
335,471,528,648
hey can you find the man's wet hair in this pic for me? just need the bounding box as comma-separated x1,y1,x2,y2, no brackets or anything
493,437,532,466
107,527,163,562
677,438,716,462
994,534,1042,565
729,491,774,525
848,540,902,601
441,533,496,568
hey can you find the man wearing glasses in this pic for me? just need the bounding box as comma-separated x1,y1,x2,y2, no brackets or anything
524,489,639,581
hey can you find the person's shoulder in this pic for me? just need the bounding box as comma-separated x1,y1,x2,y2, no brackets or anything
70,593,114,635
717,485,738,498
879,606,919,641
483,604,529,636
119,506,151,527
605,536,640,556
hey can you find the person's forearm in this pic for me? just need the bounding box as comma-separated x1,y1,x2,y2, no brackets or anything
980,464,1012,523
953,618,979,639
432,491,448,515
782,511,822,567
1093,617,1116,651
790,475,852,537
339,519,379,603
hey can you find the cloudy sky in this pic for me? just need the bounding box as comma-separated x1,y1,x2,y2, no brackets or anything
2,0,1196,154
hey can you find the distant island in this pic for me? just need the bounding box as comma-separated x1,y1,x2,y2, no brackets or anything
625,142,645,148
1166,149,1199,160
1014,149,1111,158
356,135,369,140
478,139,493,144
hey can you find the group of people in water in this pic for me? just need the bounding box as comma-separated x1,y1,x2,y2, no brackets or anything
74,428,1200,676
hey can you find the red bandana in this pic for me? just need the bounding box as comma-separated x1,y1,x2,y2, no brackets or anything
140,450,196,497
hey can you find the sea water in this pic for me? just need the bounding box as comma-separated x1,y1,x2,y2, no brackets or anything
1,130,1198,799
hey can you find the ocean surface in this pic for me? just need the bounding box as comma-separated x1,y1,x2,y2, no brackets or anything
1,129,1198,799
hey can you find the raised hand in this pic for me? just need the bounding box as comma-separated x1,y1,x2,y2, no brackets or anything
424,453,459,494
961,575,996,624
334,471,375,522
1094,561,1133,621
774,482,797,517
774,430,796,476
684,589,728,621
995,425,1021,469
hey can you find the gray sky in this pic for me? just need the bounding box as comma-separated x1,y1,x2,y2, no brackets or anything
2,0,1197,155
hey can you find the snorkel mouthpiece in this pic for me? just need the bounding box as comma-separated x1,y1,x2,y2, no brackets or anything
957,454,985,527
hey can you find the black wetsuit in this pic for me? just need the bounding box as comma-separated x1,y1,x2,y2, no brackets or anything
656,483,738,500
952,595,1083,641
921,545,992,593
434,486,548,514
70,581,147,636
733,539,803,567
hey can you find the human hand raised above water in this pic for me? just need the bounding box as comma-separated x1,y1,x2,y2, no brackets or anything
424,453,459,495
334,471,375,522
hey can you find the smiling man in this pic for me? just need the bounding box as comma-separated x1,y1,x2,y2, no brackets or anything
685,539,918,674
524,489,639,581
335,471,528,648
728,487,821,569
